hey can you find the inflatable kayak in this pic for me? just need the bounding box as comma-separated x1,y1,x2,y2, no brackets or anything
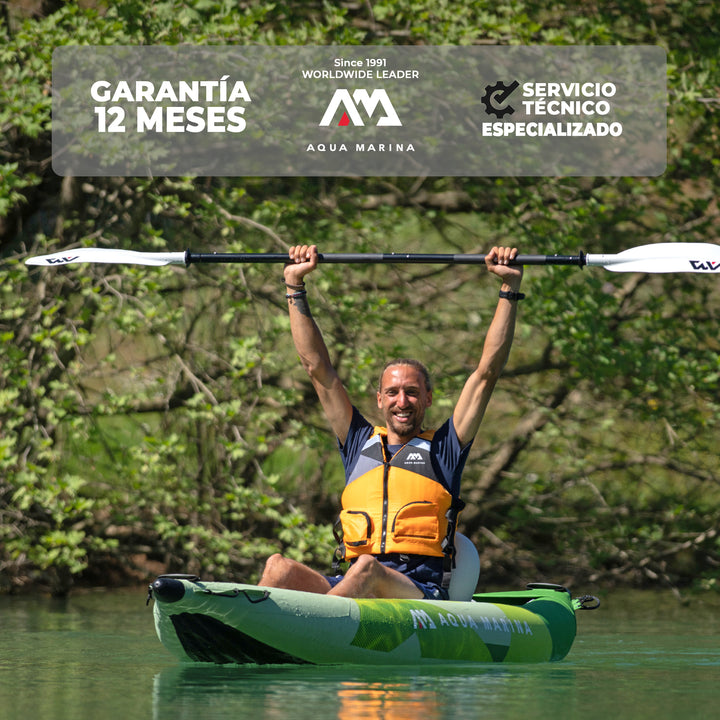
148,575,599,665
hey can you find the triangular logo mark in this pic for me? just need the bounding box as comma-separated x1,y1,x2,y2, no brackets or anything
338,111,350,126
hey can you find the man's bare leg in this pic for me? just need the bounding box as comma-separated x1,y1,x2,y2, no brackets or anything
259,553,332,593
327,555,424,599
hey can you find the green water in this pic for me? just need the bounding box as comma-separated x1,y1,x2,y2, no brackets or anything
1,587,718,719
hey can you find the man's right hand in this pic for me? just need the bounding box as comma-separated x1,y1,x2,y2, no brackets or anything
285,244,319,286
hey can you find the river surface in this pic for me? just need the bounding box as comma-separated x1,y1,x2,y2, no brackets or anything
1,586,718,719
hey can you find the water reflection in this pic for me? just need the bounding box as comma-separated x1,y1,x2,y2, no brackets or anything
336,680,441,720
151,663,573,720
152,632,720,720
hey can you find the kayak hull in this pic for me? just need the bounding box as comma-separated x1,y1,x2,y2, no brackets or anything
149,576,579,666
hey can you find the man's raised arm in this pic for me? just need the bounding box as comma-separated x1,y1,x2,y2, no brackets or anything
284,244,354,445
452,246,524,447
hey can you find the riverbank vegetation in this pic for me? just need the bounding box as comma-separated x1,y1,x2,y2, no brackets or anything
1,1,719,596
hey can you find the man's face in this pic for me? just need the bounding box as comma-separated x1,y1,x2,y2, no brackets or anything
377,364,433,443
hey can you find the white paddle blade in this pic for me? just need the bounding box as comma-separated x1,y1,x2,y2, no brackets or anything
587,243,720,274
25,248,187,267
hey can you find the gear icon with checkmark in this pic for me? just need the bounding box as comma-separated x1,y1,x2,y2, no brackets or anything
481,80,520,118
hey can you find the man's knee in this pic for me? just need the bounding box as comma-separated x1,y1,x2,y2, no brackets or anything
261,553,291,583
264,552,284,568
260,553,331,594
342,555,423,599
348,554,381,579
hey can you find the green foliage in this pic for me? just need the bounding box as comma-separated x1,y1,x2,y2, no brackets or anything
1,0,719,595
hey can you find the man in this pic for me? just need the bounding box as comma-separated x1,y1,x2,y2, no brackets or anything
259,243,523,599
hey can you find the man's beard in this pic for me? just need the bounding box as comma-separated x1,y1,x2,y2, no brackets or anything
386,410,423,440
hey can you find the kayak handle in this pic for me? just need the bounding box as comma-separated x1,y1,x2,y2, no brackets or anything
575,595,601,610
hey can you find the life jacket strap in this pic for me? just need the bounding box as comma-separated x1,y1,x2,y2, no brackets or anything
440,496,466,589
332,517,346,574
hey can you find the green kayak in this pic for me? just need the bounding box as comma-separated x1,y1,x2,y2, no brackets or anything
148,575,598,665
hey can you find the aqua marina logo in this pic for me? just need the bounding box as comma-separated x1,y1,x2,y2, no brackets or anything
319,89,402,127
405,452,425,463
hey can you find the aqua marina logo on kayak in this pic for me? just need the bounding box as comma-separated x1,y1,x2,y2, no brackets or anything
410,608,534,635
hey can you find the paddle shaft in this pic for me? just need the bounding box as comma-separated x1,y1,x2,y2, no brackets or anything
185,251,587,267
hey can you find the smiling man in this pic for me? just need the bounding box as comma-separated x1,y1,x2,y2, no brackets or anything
259,243,523,599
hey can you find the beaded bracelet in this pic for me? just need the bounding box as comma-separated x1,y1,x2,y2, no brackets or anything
286,290,308,300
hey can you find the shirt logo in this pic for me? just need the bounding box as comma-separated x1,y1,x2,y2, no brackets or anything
405,452,425,463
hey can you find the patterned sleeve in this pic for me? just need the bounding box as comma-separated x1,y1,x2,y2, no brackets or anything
337,406,374,484
430,416,474,497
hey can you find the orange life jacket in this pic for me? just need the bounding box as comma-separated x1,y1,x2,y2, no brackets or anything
338,426,455,559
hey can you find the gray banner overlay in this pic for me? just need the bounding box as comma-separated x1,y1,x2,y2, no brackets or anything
52,46,666,177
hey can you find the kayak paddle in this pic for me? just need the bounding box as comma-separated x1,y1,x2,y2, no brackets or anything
24,242,720,274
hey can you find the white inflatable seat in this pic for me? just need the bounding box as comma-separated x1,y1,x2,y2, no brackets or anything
447,533,481,601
